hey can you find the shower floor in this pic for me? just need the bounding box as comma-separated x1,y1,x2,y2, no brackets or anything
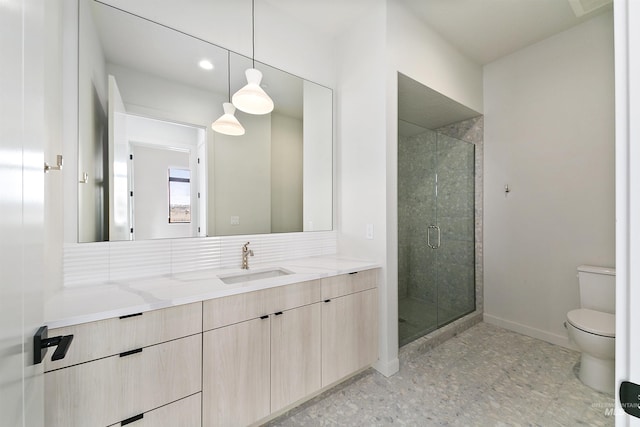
398,296,465,347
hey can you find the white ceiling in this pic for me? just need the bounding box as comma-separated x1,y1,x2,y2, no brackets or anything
262,0,613,136
94,0,614,130
398,73,480,134
266,0,612,65
93,1,304,119
264,0,373,38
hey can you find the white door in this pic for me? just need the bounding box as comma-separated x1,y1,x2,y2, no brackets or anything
615,1,640,426
0,0,46,425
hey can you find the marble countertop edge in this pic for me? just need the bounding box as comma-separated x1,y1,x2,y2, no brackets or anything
46,255,380,329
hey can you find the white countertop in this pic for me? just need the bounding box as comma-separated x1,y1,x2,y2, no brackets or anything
45,256,380,329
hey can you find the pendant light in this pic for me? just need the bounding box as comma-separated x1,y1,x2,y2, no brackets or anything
212,51,245,136
232,0,274,115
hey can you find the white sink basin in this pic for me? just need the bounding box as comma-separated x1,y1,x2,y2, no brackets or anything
218,268,293,285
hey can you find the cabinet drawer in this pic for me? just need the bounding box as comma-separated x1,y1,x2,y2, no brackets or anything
203,280,320,330
44,302,202,370
321,269,378,300
45,334,202,427
107,393,201,427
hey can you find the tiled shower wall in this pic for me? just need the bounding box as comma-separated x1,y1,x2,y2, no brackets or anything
63,230,337,287
398,116,483,317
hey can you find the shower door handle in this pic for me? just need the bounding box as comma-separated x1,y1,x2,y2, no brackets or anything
427,225,441,249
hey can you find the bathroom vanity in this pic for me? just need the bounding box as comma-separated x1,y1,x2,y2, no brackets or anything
43,258,379,426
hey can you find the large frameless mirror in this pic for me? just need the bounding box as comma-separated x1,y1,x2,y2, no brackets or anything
77,0,333,242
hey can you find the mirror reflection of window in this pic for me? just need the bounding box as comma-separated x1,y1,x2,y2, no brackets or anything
169,168,191,223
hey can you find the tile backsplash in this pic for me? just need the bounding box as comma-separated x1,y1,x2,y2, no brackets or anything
63,231,337,287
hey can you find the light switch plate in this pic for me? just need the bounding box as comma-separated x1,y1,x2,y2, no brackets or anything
366,223,374,240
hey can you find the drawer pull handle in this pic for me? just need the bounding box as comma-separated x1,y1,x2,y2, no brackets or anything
324,299,331,303
348,272,358,275
33,326,74,364
274,311,283,316
119,312,143,319
120,348,143,358
121,413,144,425
260,315,269,320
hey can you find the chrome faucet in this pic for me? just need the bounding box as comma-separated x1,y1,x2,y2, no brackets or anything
241,242,254,270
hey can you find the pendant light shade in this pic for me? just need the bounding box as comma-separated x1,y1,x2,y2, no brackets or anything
212,102,245,136
232,68,274,115
231,0,274,115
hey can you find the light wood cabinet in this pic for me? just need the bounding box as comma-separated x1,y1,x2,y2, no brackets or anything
203,303,322,426
45,268,379,427
270,303,321,413
203,279,320,331
321,269,378,300
44,303,203,427
203,317,271,427
45,334,202,427
321,286,378,387
106,393,201,427
45,302,202,370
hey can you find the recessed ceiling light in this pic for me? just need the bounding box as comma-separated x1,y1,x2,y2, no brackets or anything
199,59,214,71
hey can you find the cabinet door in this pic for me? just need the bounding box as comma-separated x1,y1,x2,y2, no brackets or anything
203,317,270,427
271,303,321,412
322,289,378,386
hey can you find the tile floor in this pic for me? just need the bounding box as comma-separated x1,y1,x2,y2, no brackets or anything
398,296,468,347
270,322,614,426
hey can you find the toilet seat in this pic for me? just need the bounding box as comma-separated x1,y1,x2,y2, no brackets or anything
567,308,615,337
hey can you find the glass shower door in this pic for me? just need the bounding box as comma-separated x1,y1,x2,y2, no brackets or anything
434,134,475,326
398,129,475,347
398,130,439,345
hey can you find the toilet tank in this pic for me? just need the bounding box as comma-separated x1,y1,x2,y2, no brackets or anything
577,265,616,314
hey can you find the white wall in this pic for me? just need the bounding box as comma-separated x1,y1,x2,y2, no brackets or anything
336,0,487,378
386,0,484,115
213,113,272,235
303,80,332,232
271,113,303,233
335,0,392,374
483,12,615,347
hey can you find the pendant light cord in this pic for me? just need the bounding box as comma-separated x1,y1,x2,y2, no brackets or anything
227,50,231,102
252,0,255,68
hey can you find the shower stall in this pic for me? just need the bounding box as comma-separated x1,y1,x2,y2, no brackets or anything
398,127,476,347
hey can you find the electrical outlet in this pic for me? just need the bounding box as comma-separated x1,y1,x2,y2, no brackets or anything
230,216,240,225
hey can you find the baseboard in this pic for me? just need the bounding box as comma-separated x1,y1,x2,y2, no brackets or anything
483,313,578,351
374,356,400,377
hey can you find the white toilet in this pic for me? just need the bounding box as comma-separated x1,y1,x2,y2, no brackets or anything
566,265,615,394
